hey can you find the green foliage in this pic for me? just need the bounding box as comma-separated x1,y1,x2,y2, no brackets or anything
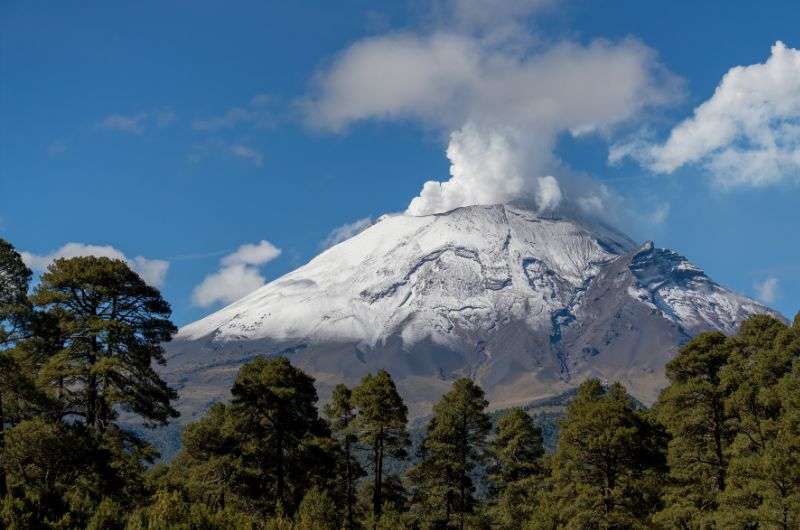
545,380,667,528
31,256,178,431
0,238,32,348
323,383,365,529
294,487,339,530
717,315,800,528
351,369,410,520
653,331,734,527
488,408,546,529
408,378,491,529
230,356,334,514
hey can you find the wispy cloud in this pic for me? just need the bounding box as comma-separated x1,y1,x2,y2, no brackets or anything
21,242,169,288
189,140,265,167
47,140,68,157
754,276,780,304
192,93,275,132
99,113,149,134
229,144,264,167
321,217,374,249
192,240,281,307
98,108,177,135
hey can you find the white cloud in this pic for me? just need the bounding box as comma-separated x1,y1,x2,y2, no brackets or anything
321,217,374,249
612,41,800,188
192,94,274,132
192,240,282,307
448,0,552,28
221,240,281,266
228,144,264,167
21,243,169,287
47,140,67,157
754,276,780,304
98,108,177,135
189,140,265,167
305,11,678,217
99,113,148,134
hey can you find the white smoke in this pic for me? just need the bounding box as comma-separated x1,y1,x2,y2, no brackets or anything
306,8,679,217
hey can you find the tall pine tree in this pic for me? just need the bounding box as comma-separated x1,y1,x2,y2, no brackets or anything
31,256,178,432
654,331,734,527
407,378,491,530
351,370,410,522
542,380,666,528
488,408,545,529
323,383,364,529
230,356,334,514
717,315,800,527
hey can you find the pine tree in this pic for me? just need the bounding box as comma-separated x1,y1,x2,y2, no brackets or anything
488,408,545,529
323,383,365,529
229,356,332,514
0,238,32,348
351,369,410,522
717,315,800,528
31,256,178,432
407,378,491,530
653,331,734,527
548,380,666,528
0,238,35,499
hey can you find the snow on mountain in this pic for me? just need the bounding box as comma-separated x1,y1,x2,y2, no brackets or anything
164,204,779,426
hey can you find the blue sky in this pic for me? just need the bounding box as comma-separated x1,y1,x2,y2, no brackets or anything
1,0,798,325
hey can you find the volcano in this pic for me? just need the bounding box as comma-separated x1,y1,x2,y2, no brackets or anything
164,204,777,428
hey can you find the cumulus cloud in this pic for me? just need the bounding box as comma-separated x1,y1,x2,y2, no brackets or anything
612,41,800,187
305,8,678,216
321,217,374,249
754,277,780,304
21,243,169,287
192,240,281,307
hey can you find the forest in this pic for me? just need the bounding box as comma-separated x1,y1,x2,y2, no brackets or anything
1,236,799,529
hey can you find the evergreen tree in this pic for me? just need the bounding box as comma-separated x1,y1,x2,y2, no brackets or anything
488,408,545,529
653,331,734,527
1,417,119,528
0,238,32,498
407,378,491,530
0,238,32,348
351,370,410,522
31,256,178,432
545,380,666,528
229,356,333,514
717,315,800,528
294,487,339,530
323,383,364,529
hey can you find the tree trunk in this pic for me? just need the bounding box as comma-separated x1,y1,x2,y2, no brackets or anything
276,427,285,507
346,438,354,530
373,427,384,524
0,390,6,498
712,397,726,492
460,408,467,530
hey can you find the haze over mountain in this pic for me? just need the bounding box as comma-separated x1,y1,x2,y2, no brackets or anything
164,204,778,427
